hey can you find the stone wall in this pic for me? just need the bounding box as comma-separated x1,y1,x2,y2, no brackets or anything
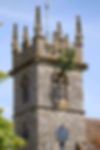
37,109,86,150
15,108,86,150
14,111,38,150
14,64,38,115
37,63,84,111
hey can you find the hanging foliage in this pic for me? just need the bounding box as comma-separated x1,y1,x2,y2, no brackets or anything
59,48,77,72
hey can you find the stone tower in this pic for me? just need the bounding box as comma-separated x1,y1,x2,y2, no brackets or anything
11,7,87,150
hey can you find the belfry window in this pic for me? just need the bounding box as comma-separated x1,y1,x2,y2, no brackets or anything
51,73,67,107
21,76,29,103
57,80,66,100
22,126,29,140
76,143,81,150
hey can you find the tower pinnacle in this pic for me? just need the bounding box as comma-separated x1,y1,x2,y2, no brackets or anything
23,26,30,48
53,22,62,41
57,22,62,38
34,7,42,36
75,16,83,47
12,24,19,53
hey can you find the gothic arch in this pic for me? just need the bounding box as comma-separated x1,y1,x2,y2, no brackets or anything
51,71,68,108
21,75,29,103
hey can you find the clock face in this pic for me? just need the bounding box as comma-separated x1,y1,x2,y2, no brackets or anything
56,126,69,143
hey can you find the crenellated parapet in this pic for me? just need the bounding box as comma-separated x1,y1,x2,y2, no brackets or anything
12,6,86,73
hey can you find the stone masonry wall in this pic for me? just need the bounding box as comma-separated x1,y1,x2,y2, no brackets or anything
37,63,84,111
37,109,86,150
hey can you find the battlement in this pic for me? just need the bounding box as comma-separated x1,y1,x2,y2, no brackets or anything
12,7,85,72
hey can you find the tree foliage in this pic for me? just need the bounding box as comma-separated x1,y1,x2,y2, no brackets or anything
0,109,26,150
59,48,77,72
0,71,9,83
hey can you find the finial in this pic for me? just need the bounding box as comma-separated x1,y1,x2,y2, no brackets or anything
23,26,30,48
57,22,62,38
34,6,42,36
75,16,83,47
45,1,50,40
65,34,69,41
64,34,69,46
12,24,19,53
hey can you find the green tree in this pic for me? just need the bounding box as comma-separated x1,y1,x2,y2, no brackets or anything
0,109,26,150
0,71,9,83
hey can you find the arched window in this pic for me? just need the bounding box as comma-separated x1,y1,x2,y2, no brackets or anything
21,75,29,103
76,144,80,150
22,125,29,140
51,72,68,107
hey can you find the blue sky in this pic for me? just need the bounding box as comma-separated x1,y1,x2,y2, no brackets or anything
0,0,100,120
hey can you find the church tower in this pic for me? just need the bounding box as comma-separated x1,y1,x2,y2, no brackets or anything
11,7,87,150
